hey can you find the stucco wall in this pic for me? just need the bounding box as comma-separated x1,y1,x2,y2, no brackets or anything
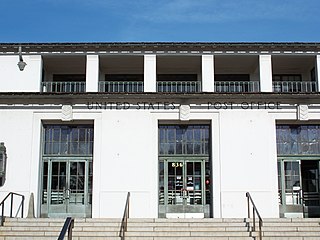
0,55,42,92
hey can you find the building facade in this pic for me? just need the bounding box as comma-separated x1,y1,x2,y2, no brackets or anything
0,43,320,219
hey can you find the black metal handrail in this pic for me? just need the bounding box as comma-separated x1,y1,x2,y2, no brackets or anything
119,192,130,240
246,192,263,240
57,217,74,240
0,192,25,226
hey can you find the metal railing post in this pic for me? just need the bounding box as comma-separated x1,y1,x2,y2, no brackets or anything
21,196,24,218
10,193,13,218
253,207,255,231
246,192,263,240
1,202,4,226
0,192,25,226
58,217,74,240
247,195,250,218
119,192,130,240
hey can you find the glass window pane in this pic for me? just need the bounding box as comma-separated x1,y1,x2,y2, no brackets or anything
277,125,320,155
43,125,94,156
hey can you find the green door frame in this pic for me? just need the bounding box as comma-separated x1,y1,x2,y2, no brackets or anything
159,156,210,218
278,156,320,217
41,157,92,218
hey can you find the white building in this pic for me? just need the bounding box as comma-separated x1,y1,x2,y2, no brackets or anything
0,42,319,219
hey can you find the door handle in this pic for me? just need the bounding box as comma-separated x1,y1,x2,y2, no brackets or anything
65,189,70,200
182,189,188,199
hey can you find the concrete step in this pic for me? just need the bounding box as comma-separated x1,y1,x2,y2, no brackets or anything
1,217,320,240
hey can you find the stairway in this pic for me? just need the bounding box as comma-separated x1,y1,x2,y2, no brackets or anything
259,218,320,240
0,218,319,240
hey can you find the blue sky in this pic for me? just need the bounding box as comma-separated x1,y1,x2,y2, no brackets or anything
1,0,319,43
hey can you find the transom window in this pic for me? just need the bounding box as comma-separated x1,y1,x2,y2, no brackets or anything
43,125,94,156
159,125,210,155
276,125,320,155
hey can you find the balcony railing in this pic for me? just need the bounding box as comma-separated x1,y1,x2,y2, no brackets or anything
99,81,143,93
215,81,260,93
42,81,86,93
273,81,317,93
157,81,201,93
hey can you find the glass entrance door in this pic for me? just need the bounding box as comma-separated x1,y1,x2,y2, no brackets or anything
41,159,92,218
278,159,320,217
159,159,210,218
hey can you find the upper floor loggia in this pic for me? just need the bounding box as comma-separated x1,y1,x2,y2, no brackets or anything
0,42,319,93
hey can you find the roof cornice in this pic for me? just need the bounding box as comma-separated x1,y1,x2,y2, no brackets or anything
0,42,320,55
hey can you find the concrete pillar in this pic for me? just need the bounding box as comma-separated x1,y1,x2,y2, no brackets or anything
316,55,320,92
144,55,157,92
86,55,99,92
259,55,273,92
202,55,215,92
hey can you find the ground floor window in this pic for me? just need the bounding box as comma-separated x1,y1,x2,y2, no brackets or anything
41,124,93,218
158,124,211,218
277,124,320,218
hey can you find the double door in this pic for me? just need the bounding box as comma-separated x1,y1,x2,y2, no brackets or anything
41,158,92,218
159,158,211,218
278,159,320,217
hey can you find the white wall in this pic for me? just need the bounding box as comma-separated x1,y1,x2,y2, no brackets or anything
219,110,279,217
0,106,292,219
0,110,35,216
0,55,42,92
97,110,158,217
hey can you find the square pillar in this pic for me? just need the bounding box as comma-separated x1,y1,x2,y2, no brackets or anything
259,55,273,92
202,55,215,92
86,55,99,92
144,55,156,92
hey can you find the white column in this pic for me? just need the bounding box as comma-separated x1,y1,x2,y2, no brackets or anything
259,55,273,92
202,55,215,92
316,55,320,92
86,55,99,92
144,55,156,92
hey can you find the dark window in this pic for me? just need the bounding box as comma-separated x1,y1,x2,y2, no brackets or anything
215,74,250,81
157,74,197,81
272,74,302,82
105,74,144,82
53,74,86,82
311,68,316,82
